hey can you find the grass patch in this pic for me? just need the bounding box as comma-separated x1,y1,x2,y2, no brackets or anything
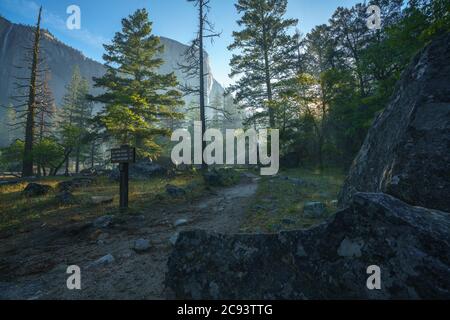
241,168,345,233
0,173,204,232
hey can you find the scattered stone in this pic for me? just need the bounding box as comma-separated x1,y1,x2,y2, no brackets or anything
80,168,97,177
281,219,296,225
253,205,267,211
22,183,52,197
90,196,114,206
93,215,114,229
89,229,103,241
174,219,189,228
133,239,151,253
166,193,450,299
303,202,326,218
337,238,364,258
166,185,186,197
55,191,76,205
0,180,20,187
169,233,179,246
87,254,115,269
57,178,94,192
97,233,109,241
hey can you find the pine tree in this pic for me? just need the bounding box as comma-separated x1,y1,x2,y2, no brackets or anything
72,78,92,173
91,9,183,158
228,0,298,128
59,66,82,175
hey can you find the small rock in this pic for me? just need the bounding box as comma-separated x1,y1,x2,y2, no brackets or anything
98,233,109,241
134,239,151,253
55,191,76,205
174,219,189,227
22,183,52,197
331,200,339,207
80,168,97,177
169,233,179,246
90,196,114,205
93,215,114,228
303,202,327,218
57,178,94,192
87,254,114,269
166,185,186,197
282,219,296,225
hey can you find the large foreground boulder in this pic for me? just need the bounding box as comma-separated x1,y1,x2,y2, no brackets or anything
166,193,450,300
339,33,450,212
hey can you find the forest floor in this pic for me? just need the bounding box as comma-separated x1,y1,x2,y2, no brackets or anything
0,168,344,299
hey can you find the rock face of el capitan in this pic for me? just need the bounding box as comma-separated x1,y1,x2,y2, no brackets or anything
0,16,225,146
166,193,450,299
338,33,450,213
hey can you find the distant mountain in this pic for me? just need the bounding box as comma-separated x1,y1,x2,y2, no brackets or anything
0,16,225,147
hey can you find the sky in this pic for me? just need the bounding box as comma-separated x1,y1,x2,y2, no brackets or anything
0,0,361,87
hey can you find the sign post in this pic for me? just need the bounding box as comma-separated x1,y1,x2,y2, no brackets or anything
111,145,136,212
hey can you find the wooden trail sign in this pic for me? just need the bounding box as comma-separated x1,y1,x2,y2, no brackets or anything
111,146,136,164
111,145,136,211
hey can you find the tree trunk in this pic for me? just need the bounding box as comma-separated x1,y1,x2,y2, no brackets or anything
56,148,72,177
22,7,42,177
90,142,95,169
262,26,275,128
65,155,70,176
199,0,207,170
75,145,80,174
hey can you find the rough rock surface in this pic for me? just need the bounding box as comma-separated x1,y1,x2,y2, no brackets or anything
339,33,450,212
166,185,186,198
166,193,450,300
57,178,94,192
303,201,327,218
22,183,52,197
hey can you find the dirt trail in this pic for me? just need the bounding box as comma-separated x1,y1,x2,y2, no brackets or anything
0,176,259,300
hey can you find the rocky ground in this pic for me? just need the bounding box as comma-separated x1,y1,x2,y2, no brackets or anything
0,175,259,300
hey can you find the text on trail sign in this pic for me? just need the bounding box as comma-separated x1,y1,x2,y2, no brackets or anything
111,146,136,164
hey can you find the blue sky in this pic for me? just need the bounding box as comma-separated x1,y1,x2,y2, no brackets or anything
0,0,361,87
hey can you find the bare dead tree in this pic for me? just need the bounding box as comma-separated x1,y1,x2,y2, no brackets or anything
178,0,221,170
21,7,43,177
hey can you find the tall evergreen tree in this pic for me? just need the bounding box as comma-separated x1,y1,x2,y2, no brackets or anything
91,9,183,158
228,0,298,128
59,66,83,175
